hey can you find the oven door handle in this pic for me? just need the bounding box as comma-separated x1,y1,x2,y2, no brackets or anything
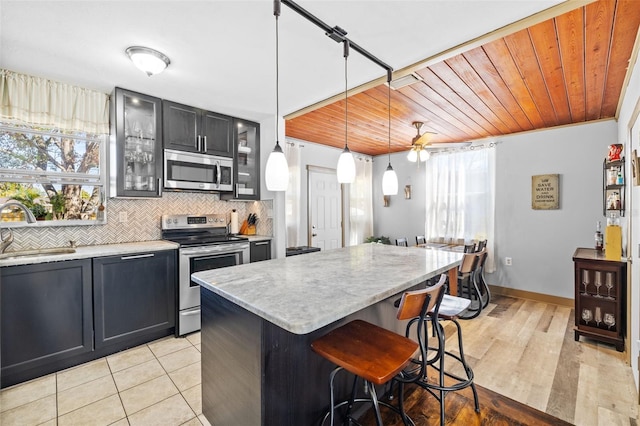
180,248,245,257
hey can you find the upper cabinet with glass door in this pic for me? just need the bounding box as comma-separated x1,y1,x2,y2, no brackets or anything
110,88,163,197
225,119,260,200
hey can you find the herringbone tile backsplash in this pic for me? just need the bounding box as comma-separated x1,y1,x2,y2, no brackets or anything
7,192,273,251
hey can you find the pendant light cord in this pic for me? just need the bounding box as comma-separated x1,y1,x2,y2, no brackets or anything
274,1,281,145
388,75,391,165
344,40,349,150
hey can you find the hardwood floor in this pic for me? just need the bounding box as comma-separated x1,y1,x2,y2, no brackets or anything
359,294,638,425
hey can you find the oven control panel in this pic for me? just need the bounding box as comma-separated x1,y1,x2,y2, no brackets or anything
162,214,227,230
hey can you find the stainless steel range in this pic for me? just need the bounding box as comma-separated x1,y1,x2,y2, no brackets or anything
162,213,249,336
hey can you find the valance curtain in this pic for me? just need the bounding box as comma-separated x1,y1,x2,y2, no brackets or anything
349,156,373,245
0,69,109,134
285,141,301,248
425,146,496,272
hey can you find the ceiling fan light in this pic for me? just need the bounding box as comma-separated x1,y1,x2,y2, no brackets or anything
337,146,356,183
419,149,430,162
407,149,418,162
265,141,289,191
126,46,170,76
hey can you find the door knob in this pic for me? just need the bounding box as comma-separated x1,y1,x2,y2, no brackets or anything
312,233,317,237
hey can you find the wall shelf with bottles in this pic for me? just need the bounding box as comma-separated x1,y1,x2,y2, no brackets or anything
603,158,625,217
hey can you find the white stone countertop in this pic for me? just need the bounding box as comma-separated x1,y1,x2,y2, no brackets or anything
0,240,179,267
192,243,463,335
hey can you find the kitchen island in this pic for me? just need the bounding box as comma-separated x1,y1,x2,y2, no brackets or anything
191,243,462,425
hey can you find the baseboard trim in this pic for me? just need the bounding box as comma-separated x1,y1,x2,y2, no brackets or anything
488,285,573,308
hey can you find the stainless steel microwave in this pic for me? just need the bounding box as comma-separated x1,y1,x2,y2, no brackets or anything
164,149,233,192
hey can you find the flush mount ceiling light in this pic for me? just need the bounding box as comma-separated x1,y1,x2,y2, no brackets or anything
125,46,170,76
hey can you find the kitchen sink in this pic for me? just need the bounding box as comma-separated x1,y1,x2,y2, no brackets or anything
0,247,76,260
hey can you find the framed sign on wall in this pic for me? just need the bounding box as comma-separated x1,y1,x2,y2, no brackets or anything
532,174,559,210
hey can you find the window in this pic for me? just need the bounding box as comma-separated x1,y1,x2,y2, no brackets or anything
0,69,109,225
0,124,105,223
425,145,496,271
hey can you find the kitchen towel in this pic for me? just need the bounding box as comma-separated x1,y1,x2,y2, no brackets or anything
230,210,239,234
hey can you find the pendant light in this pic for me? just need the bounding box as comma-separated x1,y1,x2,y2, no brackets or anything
265,0,289,192
336,40,356,184
382,72,398,196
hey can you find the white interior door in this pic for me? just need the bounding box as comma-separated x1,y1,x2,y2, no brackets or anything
308,167,343,250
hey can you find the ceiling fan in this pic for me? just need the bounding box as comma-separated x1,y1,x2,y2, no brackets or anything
407,121,436,162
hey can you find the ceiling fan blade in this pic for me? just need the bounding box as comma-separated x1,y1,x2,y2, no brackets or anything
412,132,434,147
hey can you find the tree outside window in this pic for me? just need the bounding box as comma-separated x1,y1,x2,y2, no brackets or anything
0,125,104,223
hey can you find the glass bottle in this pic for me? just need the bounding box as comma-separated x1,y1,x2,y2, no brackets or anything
595,221,603,251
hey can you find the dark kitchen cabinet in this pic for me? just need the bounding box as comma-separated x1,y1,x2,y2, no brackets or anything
223,119,260,200
1,259,93,386
573,248,626,352
93,250,176,348
250,240,271,263
110,87,163,197
163,100,234,157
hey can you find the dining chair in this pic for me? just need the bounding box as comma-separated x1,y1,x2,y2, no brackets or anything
475,249,491,308
395,238,408,247
457,250,485,319
415,235,426,245
463,243,476,253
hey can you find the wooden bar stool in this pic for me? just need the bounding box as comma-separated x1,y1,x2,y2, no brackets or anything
424,293,480,424
311,275,447,426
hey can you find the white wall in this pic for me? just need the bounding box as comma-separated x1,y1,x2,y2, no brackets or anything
372,120,616,299
372,153,427,245
492,120,616,298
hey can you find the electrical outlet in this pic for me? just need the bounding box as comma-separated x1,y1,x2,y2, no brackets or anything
118,211,128,223
505,257,512,266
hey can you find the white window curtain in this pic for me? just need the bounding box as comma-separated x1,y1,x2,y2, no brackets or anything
425,146,496,272
349,156,373,245
285,141,301,248
0,69,109,134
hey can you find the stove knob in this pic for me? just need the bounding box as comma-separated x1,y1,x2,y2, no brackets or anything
173,218,178,224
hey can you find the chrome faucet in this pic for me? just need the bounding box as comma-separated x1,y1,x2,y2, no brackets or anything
0,200,37,253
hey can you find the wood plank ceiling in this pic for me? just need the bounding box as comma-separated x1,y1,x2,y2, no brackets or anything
285,0,640,157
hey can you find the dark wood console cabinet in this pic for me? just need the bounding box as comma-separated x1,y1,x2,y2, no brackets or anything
573,248,626,352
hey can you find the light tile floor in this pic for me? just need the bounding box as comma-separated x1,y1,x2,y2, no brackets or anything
1,296,638,425
0,332,210,426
